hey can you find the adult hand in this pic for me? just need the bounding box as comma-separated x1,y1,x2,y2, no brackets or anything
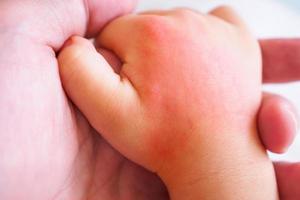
260,38,300,200
0,2,297,200
0,1,167,200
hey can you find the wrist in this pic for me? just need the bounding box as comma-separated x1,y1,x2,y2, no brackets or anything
158,128,278,200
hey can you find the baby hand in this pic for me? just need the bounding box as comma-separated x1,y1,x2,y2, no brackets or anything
58,6,277,200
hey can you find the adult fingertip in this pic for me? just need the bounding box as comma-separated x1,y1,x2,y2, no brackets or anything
259,95,298,153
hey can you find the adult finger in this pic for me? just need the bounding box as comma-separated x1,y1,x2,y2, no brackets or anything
85,0,138,37
260,39,300,83
258,93,298,153
274,162,300,199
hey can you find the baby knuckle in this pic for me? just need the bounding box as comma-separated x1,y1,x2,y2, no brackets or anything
171,8,207,33
136,16,175,44
213,5,237,14
174,8,205,21
173,8,197,17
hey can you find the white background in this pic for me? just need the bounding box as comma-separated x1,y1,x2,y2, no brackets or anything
137,0,300,162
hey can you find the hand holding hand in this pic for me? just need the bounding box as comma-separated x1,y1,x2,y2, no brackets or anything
58,7,277,199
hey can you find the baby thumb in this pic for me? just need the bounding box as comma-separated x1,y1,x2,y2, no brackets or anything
58,36,137,136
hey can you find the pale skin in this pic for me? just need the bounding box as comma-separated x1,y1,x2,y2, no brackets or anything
58,7,278,199
0,0,169,199
0,0,299,199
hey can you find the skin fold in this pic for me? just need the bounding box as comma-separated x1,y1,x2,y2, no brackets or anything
0,0,299,199
58,8,278,199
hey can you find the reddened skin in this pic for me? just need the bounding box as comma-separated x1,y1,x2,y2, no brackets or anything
59,7,278,200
